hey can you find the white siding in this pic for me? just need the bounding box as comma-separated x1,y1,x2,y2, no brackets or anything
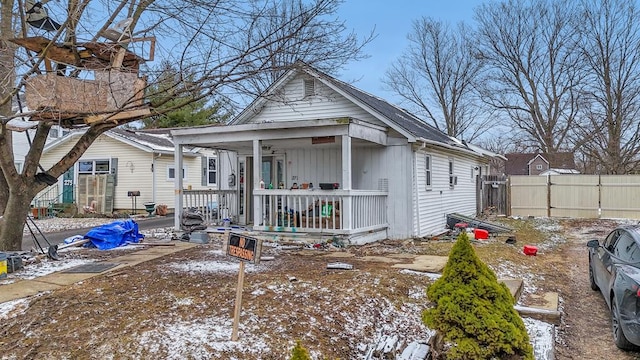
413,148,480,237
283,147,342,187
248,74,386,126
352,144,414,239
39,134,206,212
217,150,239,191
155,155,204,209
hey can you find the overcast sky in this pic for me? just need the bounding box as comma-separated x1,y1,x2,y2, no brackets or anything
337,0,486,103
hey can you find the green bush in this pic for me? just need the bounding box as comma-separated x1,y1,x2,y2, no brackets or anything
290,340,312,360
422,232,534,360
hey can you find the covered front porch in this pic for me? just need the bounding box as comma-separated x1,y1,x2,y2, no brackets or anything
172,118,392,243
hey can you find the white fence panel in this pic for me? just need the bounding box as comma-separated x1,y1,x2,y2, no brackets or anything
601,175,640,219
549,175,599,218
510,176,548,217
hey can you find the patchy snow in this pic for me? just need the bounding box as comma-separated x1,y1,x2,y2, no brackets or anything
165,259,269,274
491,261,539,297
2,216,556,359
524,317,555,359
0,258,95,283
0,298,30,320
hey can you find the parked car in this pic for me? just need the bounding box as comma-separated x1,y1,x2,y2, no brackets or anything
587,225,640,350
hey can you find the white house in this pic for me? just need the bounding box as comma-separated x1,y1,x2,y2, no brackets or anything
37,127,222,215
8,95,69,174
170,63,501,243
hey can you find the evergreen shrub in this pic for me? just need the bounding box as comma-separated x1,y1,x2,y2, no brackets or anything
422,232,534,360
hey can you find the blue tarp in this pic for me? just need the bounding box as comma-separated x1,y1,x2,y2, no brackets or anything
84,219,144,250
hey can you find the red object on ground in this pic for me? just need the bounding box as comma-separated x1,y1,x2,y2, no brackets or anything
454,222,468,229
474,228,489,240
523,245,538,256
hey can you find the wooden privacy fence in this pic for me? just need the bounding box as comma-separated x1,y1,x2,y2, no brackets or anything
509,174,640,219
478,175,508,215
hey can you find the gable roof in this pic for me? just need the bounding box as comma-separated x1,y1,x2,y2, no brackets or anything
505,152,576,175
43,127,199,155
310,67,453,145
231,62,492,157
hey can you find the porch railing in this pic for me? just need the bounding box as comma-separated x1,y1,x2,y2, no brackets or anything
254,189,388,233
183,189,238,224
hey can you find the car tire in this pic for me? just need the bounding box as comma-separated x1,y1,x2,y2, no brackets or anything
589,257,599,291
611,295,637,350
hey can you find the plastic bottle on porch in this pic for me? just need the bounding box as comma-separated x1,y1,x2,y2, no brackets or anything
260,179,265,189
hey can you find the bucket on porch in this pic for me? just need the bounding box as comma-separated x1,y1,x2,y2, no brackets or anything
0,252,7,279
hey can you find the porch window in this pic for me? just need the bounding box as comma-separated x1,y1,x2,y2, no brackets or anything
449,158,456,188
207,157,217,186
425,155,432,190
79,159,110,175
167,165,187,181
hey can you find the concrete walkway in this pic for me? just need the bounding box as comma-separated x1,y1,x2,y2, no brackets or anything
0,241,196,304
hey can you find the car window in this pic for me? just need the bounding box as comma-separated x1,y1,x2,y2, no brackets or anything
605,230,621,252
628,242,640,263
613,232,639,262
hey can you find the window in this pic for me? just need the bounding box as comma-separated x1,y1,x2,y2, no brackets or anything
78,159,110,175
167,165,187,181
425,155,432,190
448,159,456,188
604,230,621,252
613,232,640,262
536,164,543,170
207,157,217,186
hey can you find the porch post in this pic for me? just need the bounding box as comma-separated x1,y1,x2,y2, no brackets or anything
252,139,262,226
342,135,352,230
174,143,184,230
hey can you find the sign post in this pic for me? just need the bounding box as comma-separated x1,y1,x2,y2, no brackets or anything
227,232,262,341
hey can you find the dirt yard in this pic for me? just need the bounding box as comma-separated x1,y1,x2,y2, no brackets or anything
0,217,639,359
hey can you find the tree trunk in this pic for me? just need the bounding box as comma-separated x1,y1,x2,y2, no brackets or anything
0,190,32,251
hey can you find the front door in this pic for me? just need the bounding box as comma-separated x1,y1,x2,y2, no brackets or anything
62,167,74,203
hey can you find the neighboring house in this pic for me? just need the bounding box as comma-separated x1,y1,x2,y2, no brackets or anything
8,95,69,173
504,152,577,176
170,63,503,243
37,128,218,214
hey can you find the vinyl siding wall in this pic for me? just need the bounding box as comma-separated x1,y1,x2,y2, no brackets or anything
248,74,386,126
39,134,205,211
281,147,342,188
356,144,413,239
413,148,480,237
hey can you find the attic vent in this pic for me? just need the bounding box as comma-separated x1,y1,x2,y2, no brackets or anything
303,79,315,97
378,178,389,192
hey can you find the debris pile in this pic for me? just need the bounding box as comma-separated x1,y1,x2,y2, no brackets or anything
180,208,207,234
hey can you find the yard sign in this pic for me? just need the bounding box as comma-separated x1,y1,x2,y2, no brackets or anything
227,233,262,264
227,232,262,341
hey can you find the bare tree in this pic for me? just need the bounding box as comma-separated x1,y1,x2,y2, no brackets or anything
474,0,584,154
383,17,489,142
233,0,374,99
0,0,371,251
574,0,640,174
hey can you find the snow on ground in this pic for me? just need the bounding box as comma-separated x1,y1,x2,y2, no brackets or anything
3,217,555,359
